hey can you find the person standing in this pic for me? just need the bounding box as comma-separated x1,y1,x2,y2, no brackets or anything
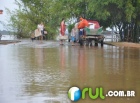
60,18,66,45
71,27,76,45
74,22,79,42
77,17,89,45
37,22,44,40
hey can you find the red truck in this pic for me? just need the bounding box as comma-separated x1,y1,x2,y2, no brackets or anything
79,20,104,46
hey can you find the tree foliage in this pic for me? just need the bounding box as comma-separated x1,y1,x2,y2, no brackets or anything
7,0,140,42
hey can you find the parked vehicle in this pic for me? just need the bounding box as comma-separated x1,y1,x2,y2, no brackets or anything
79,20,104,46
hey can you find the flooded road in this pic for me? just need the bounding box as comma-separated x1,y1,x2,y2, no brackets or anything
0,40,140,103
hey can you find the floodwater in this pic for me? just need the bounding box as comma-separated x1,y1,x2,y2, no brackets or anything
0,40,140,103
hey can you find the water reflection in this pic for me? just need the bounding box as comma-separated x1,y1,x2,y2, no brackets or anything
77,47,87,85
59,46,66,70
0,41,140,103
35,48,44,68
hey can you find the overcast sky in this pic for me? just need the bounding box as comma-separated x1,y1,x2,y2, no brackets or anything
0,0,18,30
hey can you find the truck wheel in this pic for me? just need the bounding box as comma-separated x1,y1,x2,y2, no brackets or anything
79,40,83,46
90,42,92,46
85,40,89,46
88,41,92,46
68,39,70,42
101,40,103,47
95,42,98,46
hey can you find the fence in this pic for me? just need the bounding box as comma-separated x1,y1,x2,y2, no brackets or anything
102,31,120,42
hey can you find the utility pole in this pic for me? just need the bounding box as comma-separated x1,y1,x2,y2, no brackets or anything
83,0,87,19
83,0,86,18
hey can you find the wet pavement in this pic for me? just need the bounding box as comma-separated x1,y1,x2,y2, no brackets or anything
0,39,140,103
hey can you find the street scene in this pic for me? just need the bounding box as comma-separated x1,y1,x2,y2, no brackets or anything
1,0,140,103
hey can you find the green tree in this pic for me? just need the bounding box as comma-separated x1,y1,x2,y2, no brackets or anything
88,0,140,42
7,0,140,42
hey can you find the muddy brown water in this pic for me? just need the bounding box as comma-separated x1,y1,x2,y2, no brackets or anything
0,40,140,103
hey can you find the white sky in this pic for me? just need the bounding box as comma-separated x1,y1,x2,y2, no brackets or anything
0,0,18,30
